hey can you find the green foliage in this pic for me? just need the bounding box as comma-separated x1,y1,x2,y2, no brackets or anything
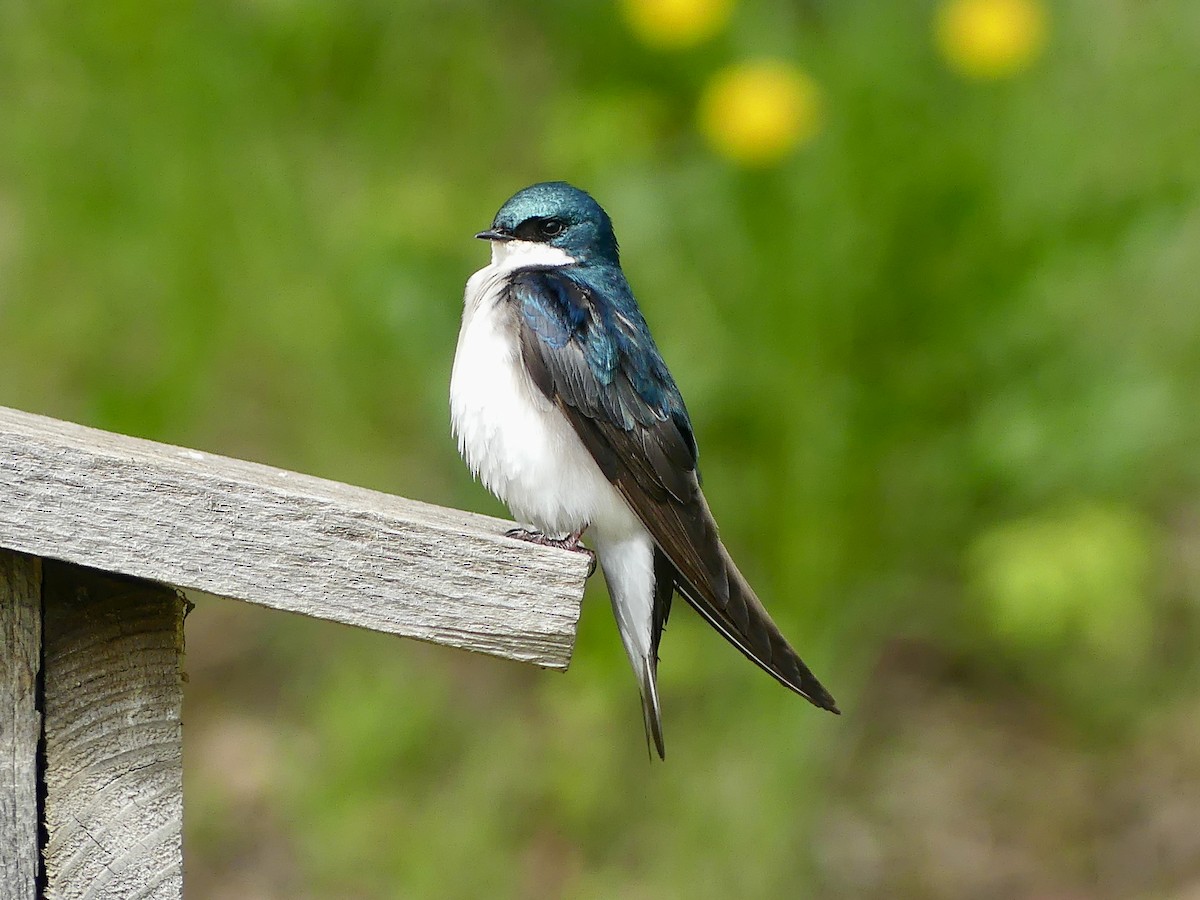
3,1,1200,896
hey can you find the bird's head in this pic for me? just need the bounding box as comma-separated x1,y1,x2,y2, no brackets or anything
476,181,619,268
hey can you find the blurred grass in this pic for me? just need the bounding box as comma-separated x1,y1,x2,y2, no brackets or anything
3,0,1200,896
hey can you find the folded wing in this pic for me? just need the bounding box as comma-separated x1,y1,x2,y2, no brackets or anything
509,268,838,713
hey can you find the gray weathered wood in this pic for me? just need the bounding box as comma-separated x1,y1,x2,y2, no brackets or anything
41,562,184,900
0,550,41,900
0,406,588,669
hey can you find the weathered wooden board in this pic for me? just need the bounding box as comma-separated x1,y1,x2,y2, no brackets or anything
0,406,588,670
41,562,184,900
0,550,41,900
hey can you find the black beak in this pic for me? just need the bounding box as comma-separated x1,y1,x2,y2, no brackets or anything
475,229,513,242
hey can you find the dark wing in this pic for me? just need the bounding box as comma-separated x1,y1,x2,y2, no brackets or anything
510,268,838,713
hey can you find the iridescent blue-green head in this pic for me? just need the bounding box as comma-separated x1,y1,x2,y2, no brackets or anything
476,181,620,266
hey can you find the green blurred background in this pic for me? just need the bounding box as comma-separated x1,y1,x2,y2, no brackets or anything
3,0,1200,896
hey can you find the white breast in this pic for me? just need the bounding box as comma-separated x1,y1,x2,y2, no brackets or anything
449,243,639,539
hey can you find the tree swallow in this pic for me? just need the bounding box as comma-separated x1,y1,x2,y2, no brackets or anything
451,182,838,758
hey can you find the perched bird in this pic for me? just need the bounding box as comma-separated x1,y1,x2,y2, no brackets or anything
451,182,838,757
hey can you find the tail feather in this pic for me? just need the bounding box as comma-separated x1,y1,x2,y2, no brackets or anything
598,532,672,758
639,657,665,760
638,545,674,758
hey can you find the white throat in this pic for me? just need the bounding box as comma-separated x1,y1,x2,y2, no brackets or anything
489,239,575,273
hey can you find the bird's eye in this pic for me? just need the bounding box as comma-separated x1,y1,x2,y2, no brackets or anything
540,219,565,237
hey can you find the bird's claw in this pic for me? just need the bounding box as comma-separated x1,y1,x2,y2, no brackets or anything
505,527,597,577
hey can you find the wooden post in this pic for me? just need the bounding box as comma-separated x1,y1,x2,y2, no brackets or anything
0,550,42,900
40,562,185,900
0,404,590,897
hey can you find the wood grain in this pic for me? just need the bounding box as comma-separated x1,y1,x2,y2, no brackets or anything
41,562,184,900
0,405,588,670
0,550,41,900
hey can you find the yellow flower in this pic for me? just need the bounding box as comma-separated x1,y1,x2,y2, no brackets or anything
620,0,734,50
698,61,821,167
936,0,1048,79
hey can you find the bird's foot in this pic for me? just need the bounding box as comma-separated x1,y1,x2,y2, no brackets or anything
505,527,597,576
